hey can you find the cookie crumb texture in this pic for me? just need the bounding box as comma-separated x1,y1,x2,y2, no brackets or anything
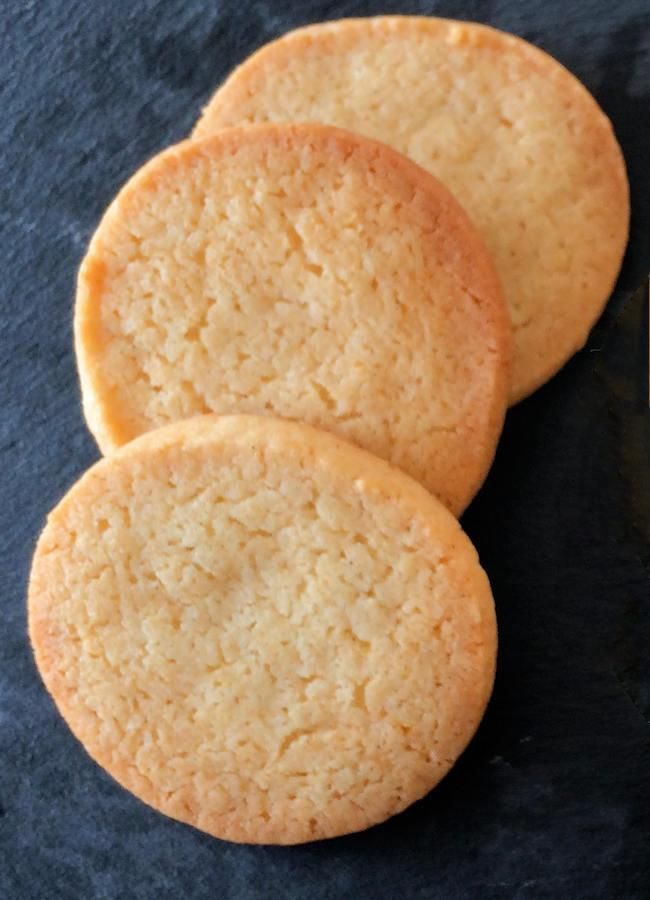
76,123,509,514
195,17,629,403
29,416,497,844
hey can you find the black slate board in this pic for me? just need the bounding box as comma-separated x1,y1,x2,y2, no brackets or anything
1,2,649,898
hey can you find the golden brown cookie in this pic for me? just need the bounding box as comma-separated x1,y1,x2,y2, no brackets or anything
75,122,509,514
195,17,629,403
29,415,497,845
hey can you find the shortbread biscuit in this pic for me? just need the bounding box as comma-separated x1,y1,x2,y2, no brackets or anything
29,415,497,844
195,17,629,403
75,123,509,514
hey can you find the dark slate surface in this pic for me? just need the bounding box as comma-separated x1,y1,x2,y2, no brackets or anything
1,1,649,897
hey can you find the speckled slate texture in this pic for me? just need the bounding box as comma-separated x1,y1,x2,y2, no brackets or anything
1,1,649,897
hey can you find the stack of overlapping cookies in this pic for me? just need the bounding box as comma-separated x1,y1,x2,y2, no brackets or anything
28,18,628,844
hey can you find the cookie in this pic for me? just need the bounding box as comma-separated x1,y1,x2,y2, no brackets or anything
29,415,497,844
195,17,629,403
75,122,510,514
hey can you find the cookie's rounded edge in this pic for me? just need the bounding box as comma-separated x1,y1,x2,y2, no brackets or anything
75,122,511,514
28,414,498,843
194,15,629,406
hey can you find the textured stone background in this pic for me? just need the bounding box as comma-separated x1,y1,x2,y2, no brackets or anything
1,1,649,897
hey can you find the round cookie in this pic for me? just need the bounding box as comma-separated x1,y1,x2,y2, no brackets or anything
29,415,497,845
195,17,629,403
75,123,510,514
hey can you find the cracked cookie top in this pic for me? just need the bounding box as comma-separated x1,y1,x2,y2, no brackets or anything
75,122,509,514
28,415,497,844
195,17,629,403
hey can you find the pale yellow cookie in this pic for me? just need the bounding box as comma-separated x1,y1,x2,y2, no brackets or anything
195,17,629,403
75,123,510,514
29,415,497,845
